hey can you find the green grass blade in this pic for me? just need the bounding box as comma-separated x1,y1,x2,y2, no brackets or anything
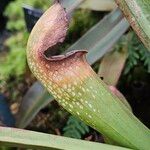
87,18,128,64
16,82,54,128
0,127,131,150
67,8,129,64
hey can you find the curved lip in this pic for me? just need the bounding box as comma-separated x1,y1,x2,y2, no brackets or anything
43,50,88,61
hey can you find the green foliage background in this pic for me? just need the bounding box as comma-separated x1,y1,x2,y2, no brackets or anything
4,0,52,31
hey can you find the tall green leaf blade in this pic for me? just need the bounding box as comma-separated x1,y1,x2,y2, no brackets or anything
16,82,54,128
0,127,132,150
87,18,128,64
115,0,150,50
67,8,129,64
67,8,125,51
